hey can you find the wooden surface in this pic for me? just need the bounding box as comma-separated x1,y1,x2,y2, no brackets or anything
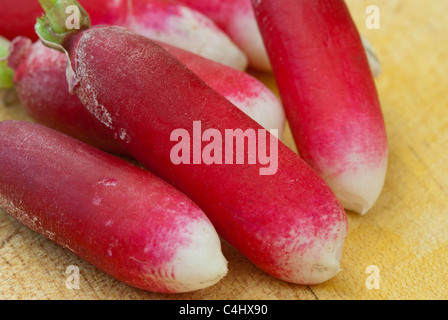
1,0,447,300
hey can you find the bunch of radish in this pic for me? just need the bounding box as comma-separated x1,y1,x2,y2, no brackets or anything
0,0,388,293
7,36,285,155
0,0,381,74
0,0,247,70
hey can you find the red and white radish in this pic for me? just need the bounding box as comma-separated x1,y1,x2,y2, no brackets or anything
157,41,285,138
7,36,284,155
178,0,270,71
7,37,126,154
0,0,379,74
178,0,382,76
0,0,247,70
36,0,347,285
252,0,388,214
129,0,248,70
0,120,228,293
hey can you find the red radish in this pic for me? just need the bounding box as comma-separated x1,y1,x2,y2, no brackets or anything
155,41,285,138
177,0,271,71
178,0,382,76
0,0,247,70
252,0,388,215
7,37,126,154
0,120,228,293
7,37,284,155
0,0,127,41
36,1,347,285
129,0,248,70
0,0,44,41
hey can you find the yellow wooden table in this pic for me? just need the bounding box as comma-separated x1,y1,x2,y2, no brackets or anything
1,0,447,300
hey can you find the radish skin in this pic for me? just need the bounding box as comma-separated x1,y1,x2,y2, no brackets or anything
7,37,284,154
178,0,270,71
252,0,388,214
0,0,379,74
129,0,248,70
45,23,347,285
0,120,228,293
0,0,247,70
0,0,127,41
0,0,44,41
157,42,285,138
178,0,382,76
8,37,126,154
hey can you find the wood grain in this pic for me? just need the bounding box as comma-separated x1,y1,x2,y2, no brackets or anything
1,0,447,299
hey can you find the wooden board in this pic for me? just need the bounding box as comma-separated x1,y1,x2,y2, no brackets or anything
1,0,447,300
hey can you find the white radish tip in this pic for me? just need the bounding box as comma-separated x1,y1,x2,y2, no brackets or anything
325,160,388,215
171,220,228,292
280,215,346,285
306,224,346,285
308,256,342,285
337,191,371,216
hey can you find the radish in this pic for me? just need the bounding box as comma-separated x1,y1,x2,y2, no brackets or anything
0,0,247,70
178,0,382,75
0,120,228,293
0,0,44,41
35,0,347,285
252,0,388,215
7,37,126,154
156,41,285,139
129,0,248,70
6,37,284,155
0,0,126,41
177,0,270,71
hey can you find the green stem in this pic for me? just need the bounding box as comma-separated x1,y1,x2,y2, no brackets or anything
40,0,59,14
0,37,14,89
35,0,91,51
